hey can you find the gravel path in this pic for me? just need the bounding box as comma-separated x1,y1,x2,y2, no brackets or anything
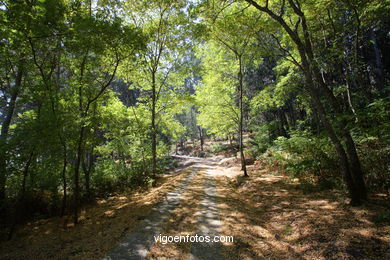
105,167,198,260
105,157,225,260
189,171,223,260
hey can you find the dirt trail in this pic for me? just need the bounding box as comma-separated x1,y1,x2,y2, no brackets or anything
106,156,228,260
105,167,198,259
189,166,223,260
113,156,389,260
1,156,388,260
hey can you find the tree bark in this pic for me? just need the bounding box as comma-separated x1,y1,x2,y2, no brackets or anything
82,148,94,201
198,126,204,152
8,149,34,241
151,71,157,177
307,84,362,204
73,126,85,224
238,56,248,177
61,145,67,217
0,63,23,203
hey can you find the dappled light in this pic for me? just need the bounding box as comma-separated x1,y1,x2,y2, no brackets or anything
216,167,389,259
0,0,389,259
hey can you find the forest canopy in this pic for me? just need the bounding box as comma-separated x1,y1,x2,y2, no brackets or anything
0,0,389,231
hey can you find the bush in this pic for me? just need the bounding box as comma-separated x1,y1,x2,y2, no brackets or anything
258,126,389,193
93,159,149,196
209,142,236,155
265,130,341,188
92,155,179,196
372,210,390,225
248,124,273,158
356,136,390,192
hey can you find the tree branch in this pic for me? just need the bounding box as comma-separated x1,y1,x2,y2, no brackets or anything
271,34,303,70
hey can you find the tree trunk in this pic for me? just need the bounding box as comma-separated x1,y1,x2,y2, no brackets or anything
0,63,23,203
277,109,289,137
304,71,363,205
61,145,67,217
343,132,367,199
238,56,248,177
21,151,34,196
82,148,94,201
306,45,368,203
151,71,157,177
8,149,34,241
369,28,384,92
198,126,204,152
73,126,85,224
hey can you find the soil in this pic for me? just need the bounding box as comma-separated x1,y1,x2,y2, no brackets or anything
0,156,388,260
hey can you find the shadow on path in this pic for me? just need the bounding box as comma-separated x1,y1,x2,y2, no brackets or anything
105,168,198,260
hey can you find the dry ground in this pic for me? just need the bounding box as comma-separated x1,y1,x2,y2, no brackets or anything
0,157,389,260
0,168,193,260
215,165,390,260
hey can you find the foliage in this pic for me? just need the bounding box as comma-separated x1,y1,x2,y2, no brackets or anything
268,131,340,185
0,0,389,229
195,42,238,139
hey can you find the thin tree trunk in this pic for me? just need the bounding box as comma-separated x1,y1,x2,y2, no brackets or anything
369,29,384,92
0,63,23,203
198,126,204,152
151,71,157,177
21,151,34,196
277,109,289,137
238,56,248,177
73,126,85,224
61,145,67,217
8,150,34,241
82,149,93,201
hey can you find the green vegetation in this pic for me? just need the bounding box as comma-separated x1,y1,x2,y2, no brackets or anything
0,0,389,240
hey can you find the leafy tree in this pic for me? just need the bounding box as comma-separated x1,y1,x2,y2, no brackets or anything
123,0,192,175
196,43,238,142
197,1,265,175
242,0,382,204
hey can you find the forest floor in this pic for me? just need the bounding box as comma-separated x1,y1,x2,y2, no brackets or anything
0,156,389,259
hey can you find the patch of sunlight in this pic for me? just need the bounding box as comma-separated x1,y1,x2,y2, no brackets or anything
319,203,338,210
118,196,127,201
252,225,273,239
344,228,376,237
66,223,75,228
305,199,330,206
104,210,115,217
115,203,129,210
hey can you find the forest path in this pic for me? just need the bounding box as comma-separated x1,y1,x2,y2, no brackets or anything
1,156,388,260
106,156,231,260
108,155,390,260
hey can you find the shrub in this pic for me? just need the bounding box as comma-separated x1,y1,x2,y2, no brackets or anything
356,136,390,192
209,142,236,155
248,124,273,158
266,130,341,188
